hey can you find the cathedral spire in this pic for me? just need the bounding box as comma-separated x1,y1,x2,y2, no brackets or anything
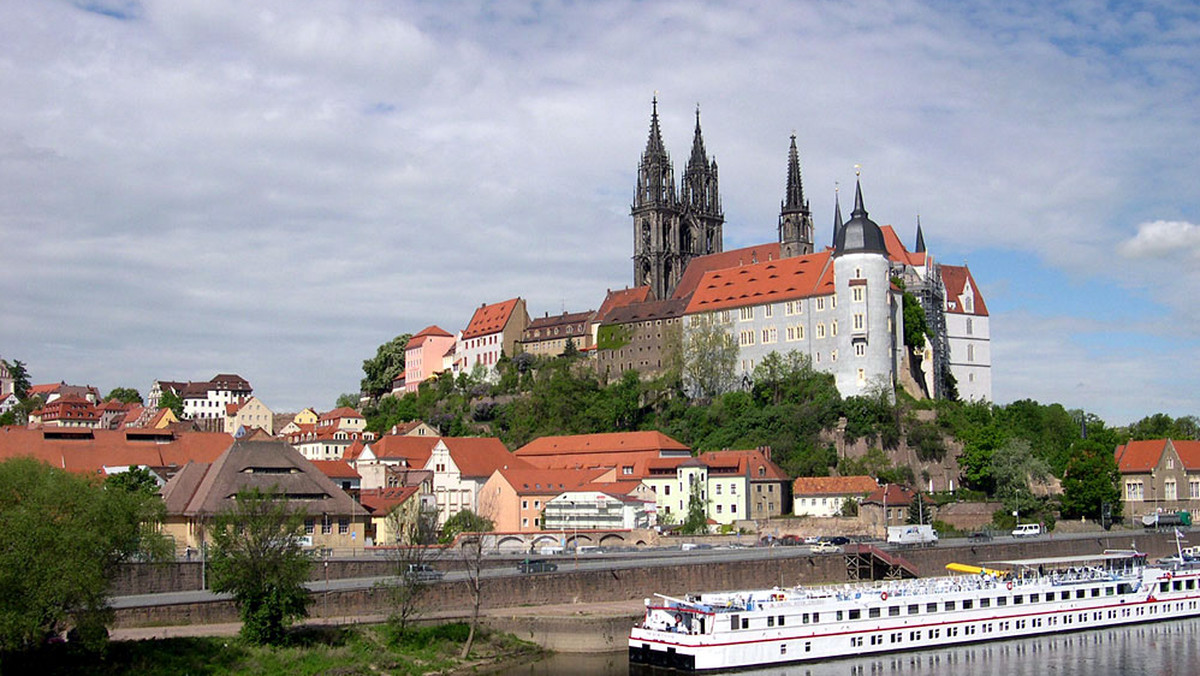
831,184,843,249
915,216,927,253
778,134,813,258
851,177,868,220
687,105,708,170
634,95,674,210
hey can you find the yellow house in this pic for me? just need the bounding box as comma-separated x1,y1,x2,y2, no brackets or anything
223,396,275,435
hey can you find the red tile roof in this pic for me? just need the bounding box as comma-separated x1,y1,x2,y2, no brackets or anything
792,475,879,496
358,486,421,515
673,243,784,300
880,225,926,267
863,484,916,505
941,264,989,316
442,437,530,478
320,407,363,422
494,467,608,494
595,287,653,323
462,298,521,340
310,460,361,480
515,431,690,457
0,428,233,475
1176,441,1200,469
599,297,688,325
408,325,453,348
353,435,440,464
683,250,835,315
697,449,789,480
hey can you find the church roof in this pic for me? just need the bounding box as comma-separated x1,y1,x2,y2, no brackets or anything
599,297,688,325
596,286,654,321
672,243,784,300
833,180,887,256
683,249,835,315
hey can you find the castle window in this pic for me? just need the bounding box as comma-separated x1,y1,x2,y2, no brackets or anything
740,307,754,321
853,313,865,331
816,298,825,311
816,324,826,339
831,350,838,362
764,305,773,318
967,344,975,362
852,287,865,303
966,318,973,335
857,369,866,386
740,330,756,346
831,320,838,336
855,343,866,357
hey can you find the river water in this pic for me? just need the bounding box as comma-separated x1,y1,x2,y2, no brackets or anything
495,616,1200,675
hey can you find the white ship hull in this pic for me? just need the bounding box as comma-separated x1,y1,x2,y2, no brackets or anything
629,552,1200,671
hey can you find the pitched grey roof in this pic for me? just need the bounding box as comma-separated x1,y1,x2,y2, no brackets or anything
161,439,362,518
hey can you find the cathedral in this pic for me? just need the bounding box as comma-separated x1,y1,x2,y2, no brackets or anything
609,99,992,402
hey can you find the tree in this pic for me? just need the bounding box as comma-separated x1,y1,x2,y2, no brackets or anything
361,334,412,399
990,438,1050,518
448,505,495,659
1059,439,1121,521
682,313,737,400
158,390,185,419
439,509,493,545
104,466,160,496
206,488,313,645
3,360,30,400
381,502,442,633
907,493,932,525
335,392,361,409
104,387,143,405
678,475,709,535
0,457,168,653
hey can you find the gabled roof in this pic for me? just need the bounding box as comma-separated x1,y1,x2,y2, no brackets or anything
462,298,522,340
941,264,989,316
863,484,916,506
697,449,789,480
1112,439,1200,473
792,475,879,496
320,407,363,422
596,287,653,322
525,310,595,332
683,250,835,315
353,435,440,464
880,225,926,267
515,431,690,458
407,325,454,349
441,437,530,478
673,243,784,300
160,439,361,517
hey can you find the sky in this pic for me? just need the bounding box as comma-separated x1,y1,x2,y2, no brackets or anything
1,0,1198,426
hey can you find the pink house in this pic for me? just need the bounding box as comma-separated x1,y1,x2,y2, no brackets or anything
404,325,456,393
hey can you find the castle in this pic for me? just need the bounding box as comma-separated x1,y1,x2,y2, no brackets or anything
602,99,991,402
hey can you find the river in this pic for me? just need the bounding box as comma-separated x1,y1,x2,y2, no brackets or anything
495,616,1200,675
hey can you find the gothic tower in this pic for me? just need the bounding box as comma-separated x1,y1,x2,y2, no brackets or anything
679,107,724,260
632,98,722,300
778,134,814,258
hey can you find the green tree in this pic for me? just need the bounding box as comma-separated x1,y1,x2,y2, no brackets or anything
0,457,168,653
104,387,143,405
1059,439,1121,521
3,360,30,400
335,392,361,409
158,390,185,419
439,509,494,544
678,476,709,535
207,488,313,645
104,466,160,496
682,313,738,400
990,438,1050,518
361,334,413,399
907,492,932,525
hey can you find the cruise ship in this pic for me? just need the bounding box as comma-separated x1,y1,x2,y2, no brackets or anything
629,549,1200,671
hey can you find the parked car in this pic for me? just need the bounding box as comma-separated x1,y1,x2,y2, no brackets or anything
968,530,993,543
822,536,851,546
404,563,443,581
1011,523,1043,538
810,542,840,554
517,558,559,574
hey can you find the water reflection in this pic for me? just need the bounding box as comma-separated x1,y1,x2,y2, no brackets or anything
495,617,1200,675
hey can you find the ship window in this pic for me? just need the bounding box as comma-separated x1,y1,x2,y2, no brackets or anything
767,616,775,627
997,597,1007,606
1106,587,1115,596
979,598,990,608
1118,583,1133,595
802,613,810,624
805,641,811,653
812,613,820,623
1029,594,1040,603
836,611,844,621
944,601,956,611
907,604,919,615
868,608,880,619
731,615,739,631
1159,582,1170,594
1188,580,1195,591
926,603,937,613
778,615,786,626
742,618,750,629
848,609,861,620
962,599,973,610
1093,587,1103,597
1079,589,1090,598
910,631,921,641
1013,595,1023,605
1061,592,1071,601
1174,581,1183,592
889,606,900,617
780,644,787,655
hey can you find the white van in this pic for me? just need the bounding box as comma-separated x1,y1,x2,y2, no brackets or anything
1011,523,1042,538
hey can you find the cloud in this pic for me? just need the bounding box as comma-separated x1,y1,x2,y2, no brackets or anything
1118,220,1200,259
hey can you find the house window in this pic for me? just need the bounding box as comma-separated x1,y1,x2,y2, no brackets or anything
966,318,973,335
740,330,756,346
816,298,825,311
855,343,866,357
623,466,634,475
831,320,838,336
522,500,528,509
853,313,865,331
716,484,722,495
1191,479,1199,499
1125,481,1144,501
338,518,349,534
1166,480,1177,501
304,519,315,535
764,305,773,318
740,307,754,321
322,516,332,535
967,344,975,362
816,324,826,339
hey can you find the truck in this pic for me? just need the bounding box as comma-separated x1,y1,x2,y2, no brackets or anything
887,524,939,547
